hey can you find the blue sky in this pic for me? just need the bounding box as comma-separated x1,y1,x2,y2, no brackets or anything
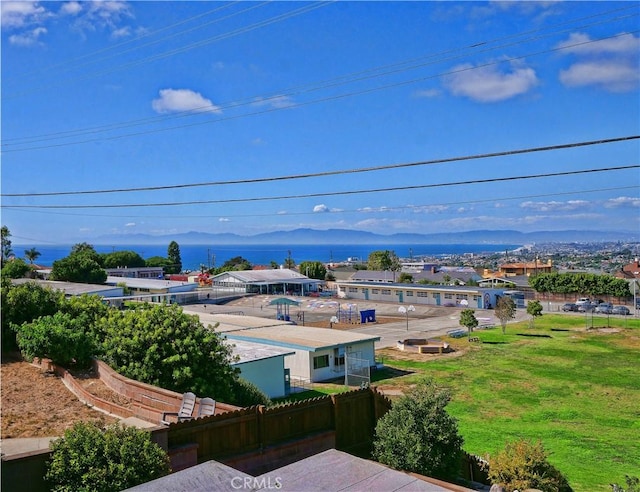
2,1,639,245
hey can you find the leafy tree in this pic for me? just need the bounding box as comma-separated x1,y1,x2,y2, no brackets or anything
495,296,516,335
24,247,42,264
1,279,64,352
459,309,479,340
526,300,543,328
486,438,572,492
367,250,401,274
70,243,104,265
218,256,252,272
146,255,172,269
102,250,145,269
16,312,96,368
165,241,182,274
51,255,107,284
299,261,327,280
1,225,13,265
46,421,170,492
269,260,279,269
1,258,31,279
99,303,239,402
398,272,414,283
373,378,463,481
529,272,631,298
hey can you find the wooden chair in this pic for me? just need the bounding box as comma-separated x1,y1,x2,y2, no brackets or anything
161,392,196,424
197,397,216,418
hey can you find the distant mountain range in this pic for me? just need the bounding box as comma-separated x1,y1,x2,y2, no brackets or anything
94,228,640,245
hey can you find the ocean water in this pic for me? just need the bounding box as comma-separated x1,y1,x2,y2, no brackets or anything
14,243,519,271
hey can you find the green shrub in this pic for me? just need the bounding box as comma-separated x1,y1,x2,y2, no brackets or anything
372,377,463,480
486,438,572,492
46,421,170,492
1,279,64,352
17,312,96,368
232,377,272,407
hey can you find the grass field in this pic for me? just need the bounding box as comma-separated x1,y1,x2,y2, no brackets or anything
376,314,640,492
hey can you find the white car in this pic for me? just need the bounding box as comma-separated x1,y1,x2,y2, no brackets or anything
575,297,591,306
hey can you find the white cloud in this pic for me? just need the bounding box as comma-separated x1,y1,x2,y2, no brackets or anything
1,1,49,28
313,204,329,213
152,89,221,114
111,26,131,39
252,95,294,109
520,200,590,212
559,60,639,93
9,26,47,46
604,196,640,209
125,222,136,227
444,61,538,102
219,217,230,222
409,205,450,214
557,32,640,93
60,2,82,16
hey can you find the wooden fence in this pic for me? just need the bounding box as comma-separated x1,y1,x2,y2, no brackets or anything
163,386,392,473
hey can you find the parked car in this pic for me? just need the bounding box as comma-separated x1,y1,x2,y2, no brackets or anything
575,297,591,306
562,303,578,312
577,302,597,312
612,305,630,316
595,302,613,314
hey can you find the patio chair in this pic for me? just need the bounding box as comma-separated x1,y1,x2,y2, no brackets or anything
197,397,216,418
161,392,196,424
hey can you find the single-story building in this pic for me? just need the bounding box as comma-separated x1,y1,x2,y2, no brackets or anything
229,339,295,399
334,281,503,309
105,266,165,279
105,276,199,304
223,325,380,384
11,279,124,306
211,269,323,296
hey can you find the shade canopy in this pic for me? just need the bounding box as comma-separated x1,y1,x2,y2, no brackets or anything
269,297,301,306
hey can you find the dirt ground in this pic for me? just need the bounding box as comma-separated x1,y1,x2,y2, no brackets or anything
1,353,120,439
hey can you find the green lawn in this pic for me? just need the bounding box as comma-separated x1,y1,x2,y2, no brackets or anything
378,315,640,492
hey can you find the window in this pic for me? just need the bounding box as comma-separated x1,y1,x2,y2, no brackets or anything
348,287,358,293
406,291,414,296
381,289,391,295
444,293,453,299
313,354,329,370
418,292,428,298
372,289,380,294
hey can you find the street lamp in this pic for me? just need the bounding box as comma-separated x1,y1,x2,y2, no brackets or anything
398,305,415,331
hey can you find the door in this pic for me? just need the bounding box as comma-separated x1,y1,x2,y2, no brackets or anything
284,368,291,396
398,291,404,303
364,288,369,301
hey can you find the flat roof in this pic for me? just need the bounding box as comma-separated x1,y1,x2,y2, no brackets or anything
105,276,198,291
11,279,122,297
229,339,295,365
124,449,459,491
224,325,380,352
181,310,292,333
336,281,498,294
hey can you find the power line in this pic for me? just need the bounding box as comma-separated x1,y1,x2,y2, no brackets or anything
3,12,637,150
4,185,637,220
2,135,637,197
4,165,637,209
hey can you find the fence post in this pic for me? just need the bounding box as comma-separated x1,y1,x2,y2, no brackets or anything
257,405,265,453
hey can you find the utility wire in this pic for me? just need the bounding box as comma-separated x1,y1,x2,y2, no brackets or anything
3,186,637,220
3,136,637,198
3,8,637,147
4,165,637,209
4,29,637,154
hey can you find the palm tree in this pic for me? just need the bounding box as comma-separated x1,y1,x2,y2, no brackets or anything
24,247,42,265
